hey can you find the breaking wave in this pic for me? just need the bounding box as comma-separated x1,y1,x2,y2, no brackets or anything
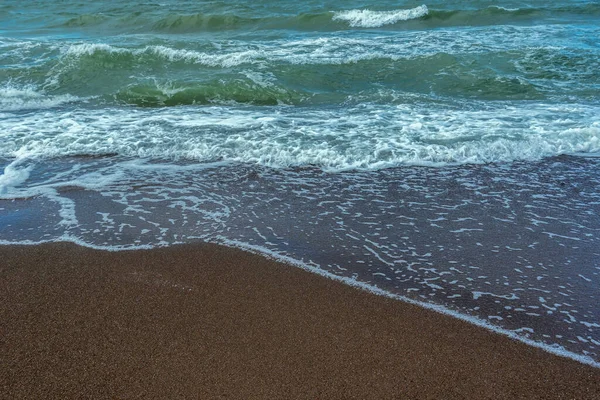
0,85,80,111
331,5,429,28
1,103,599,170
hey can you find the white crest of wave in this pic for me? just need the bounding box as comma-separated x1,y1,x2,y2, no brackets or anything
145,45,260,68
0,84,79,111
63,42,123,56
0,164,31,196
0,149,33,196
61,42,261,68
332,5,428,28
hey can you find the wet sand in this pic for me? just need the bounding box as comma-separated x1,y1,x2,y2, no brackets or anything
1,242,599,399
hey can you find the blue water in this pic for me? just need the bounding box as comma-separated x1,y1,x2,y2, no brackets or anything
1,0,599,365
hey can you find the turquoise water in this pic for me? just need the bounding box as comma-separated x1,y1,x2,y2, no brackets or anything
1,0,599,166
1,1,600,365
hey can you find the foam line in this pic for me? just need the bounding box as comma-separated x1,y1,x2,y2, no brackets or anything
215,238,600,369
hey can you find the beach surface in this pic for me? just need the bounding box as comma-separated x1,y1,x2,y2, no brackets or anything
1,242,599,399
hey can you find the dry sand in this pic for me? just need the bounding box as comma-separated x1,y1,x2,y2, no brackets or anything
1,242,599,399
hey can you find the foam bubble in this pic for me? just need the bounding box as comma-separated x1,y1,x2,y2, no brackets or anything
332,5,429,28
63,42,120,56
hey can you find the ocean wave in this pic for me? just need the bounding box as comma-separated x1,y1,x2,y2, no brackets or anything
423,4,600,26
1,103,599,170
2,23,598,109
60,43,262,68
0,85,80,111
4,23,596,73
33,3,600,33
332,6,429,28
151,12,257,32
114,80,303,107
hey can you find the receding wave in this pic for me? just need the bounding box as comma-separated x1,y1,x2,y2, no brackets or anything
5,39,598,108
60,43,261,68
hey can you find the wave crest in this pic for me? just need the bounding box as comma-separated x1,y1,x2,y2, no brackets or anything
0,85,80,111
115,80,302,107
332,5,429,28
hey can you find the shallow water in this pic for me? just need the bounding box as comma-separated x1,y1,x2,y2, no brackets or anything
2,155,599,363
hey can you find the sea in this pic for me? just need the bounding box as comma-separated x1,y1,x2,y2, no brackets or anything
1,0,599,366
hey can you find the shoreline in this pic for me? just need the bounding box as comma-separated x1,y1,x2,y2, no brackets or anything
223,238,600,369
3,155,599,363
2,242,600,398
2,237,599,369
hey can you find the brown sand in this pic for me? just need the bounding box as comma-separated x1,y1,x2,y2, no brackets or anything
1,242,599,399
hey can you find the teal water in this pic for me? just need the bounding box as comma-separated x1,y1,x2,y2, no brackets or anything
1,0,600,365
1,0,599,166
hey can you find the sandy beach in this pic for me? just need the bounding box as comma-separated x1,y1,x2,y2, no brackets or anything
1,242,599,399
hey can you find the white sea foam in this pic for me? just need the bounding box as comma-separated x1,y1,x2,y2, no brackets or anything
0,84,80,111
332,5,429,28
145,45,262,67
1,103,599,171
0,237,157,251
60,42,262,68
0,157,32,196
